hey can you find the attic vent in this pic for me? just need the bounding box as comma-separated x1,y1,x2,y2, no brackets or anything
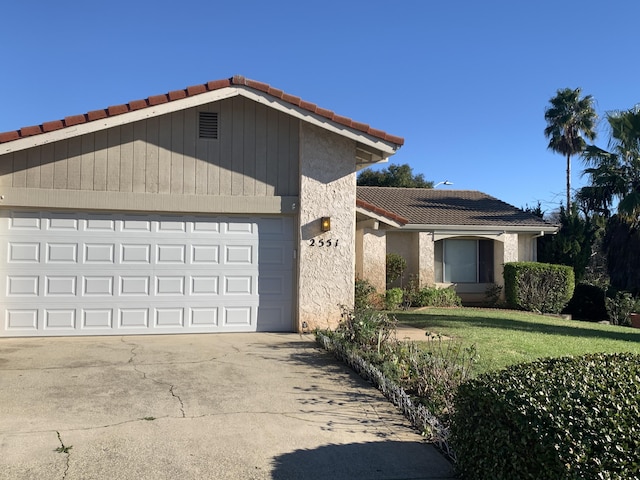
199,112,219,139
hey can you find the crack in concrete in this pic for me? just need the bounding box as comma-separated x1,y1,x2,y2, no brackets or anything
169,385,186,418
55,431,71,480
122,338,187,418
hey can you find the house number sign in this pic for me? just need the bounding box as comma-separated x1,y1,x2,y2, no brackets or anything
308,238,339,247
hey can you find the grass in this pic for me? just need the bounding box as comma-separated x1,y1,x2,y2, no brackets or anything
395,307,640,374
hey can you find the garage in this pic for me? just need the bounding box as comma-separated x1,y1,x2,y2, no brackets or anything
0,76,403,336
0,210,294,336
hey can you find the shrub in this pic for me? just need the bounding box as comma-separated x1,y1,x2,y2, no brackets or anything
605,291,639,326
384,288,404,310
411,286,462,308
484,283,504,307
386,253,406,286
451,353,640,480
354,277,376,311
563,283,608,321
381,336,477,418
503,262,575,314
334,306,396,354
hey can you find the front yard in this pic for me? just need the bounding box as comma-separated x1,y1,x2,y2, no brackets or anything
394,307,640,374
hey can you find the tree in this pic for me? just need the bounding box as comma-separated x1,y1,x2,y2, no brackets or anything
357,163,433,188
577,105,640,293
537,206,599,284
544,88,597,211
579,105,640,225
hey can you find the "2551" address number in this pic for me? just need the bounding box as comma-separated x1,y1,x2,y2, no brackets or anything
309,238,339,247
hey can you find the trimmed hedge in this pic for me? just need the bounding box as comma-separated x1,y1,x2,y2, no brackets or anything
504,262,575,313
450,353,640,480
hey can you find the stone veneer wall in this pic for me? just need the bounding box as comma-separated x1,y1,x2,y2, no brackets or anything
297,123,356,331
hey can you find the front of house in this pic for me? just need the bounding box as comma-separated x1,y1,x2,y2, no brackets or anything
355,187,558,304
0,76,403,337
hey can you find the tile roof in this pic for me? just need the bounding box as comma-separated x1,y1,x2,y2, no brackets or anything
0,75,404,146
356,198,409,225
356,186,555,228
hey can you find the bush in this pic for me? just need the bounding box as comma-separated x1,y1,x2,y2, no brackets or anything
504,262,575,314
386,253,406,286
451,353,640,480
484,283,504,307
384,288,404,310
605,291,639,326
354,278,376,311
563,283,608,321
381,337,477,418
334,306,396,354
410,286,462,308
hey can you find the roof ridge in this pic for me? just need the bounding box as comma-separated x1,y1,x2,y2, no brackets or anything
0,76,404,146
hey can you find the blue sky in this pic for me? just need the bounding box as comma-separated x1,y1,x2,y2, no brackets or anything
2,0,639,213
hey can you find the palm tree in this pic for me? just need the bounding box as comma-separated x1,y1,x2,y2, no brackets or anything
544,88,597,211
580,105,640,224
579,105,640,293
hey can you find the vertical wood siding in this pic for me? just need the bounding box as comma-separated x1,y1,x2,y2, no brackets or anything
0,96,300,197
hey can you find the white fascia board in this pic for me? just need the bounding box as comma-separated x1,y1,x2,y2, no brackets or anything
235,87,400,157
1,87,242,155
355,206,405,228
399,224,559,234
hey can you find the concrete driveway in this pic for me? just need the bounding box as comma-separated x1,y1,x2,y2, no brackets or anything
0,333,456,479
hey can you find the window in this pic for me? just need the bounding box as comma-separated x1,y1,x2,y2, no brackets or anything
435,239,494,283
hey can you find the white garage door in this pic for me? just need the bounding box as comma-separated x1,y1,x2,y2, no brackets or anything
0,211,295,337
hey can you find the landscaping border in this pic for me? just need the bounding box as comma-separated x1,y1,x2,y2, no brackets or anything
315,331,455,461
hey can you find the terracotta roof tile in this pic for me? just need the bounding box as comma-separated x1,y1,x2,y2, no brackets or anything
64,114,87,126
147,94,168,106
42,120,64,132
0,131,19,142
128,99,148,111
186,84,207,96
87,109,107,121
107,104,129,116
357,186,554,228
168,89,187,101
0,76,405,147
20,125,43,137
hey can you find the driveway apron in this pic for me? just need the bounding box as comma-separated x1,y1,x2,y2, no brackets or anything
0,333,456,479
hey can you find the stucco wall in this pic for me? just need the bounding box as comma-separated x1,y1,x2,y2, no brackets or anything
386,231,419,288
418,232,435,287
297,123,356,331
518,234,537,261
356,227,386,293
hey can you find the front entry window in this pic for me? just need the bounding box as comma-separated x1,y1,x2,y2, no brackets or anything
435,239,494,283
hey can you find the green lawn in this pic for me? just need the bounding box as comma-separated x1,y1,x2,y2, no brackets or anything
395,307,640,374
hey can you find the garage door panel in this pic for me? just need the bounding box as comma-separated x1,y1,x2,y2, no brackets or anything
9,242,40,263
6,309,38,330
1,212,294,336
8,276,39,296
44,309,76,330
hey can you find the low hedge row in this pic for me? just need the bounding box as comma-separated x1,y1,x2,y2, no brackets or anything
451,353,640,480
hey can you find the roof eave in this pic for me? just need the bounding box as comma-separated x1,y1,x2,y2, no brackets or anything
399,224,559,234
2,84,402,159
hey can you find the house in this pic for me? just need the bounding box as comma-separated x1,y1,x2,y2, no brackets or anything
355,186,558,304
0,76,403,337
